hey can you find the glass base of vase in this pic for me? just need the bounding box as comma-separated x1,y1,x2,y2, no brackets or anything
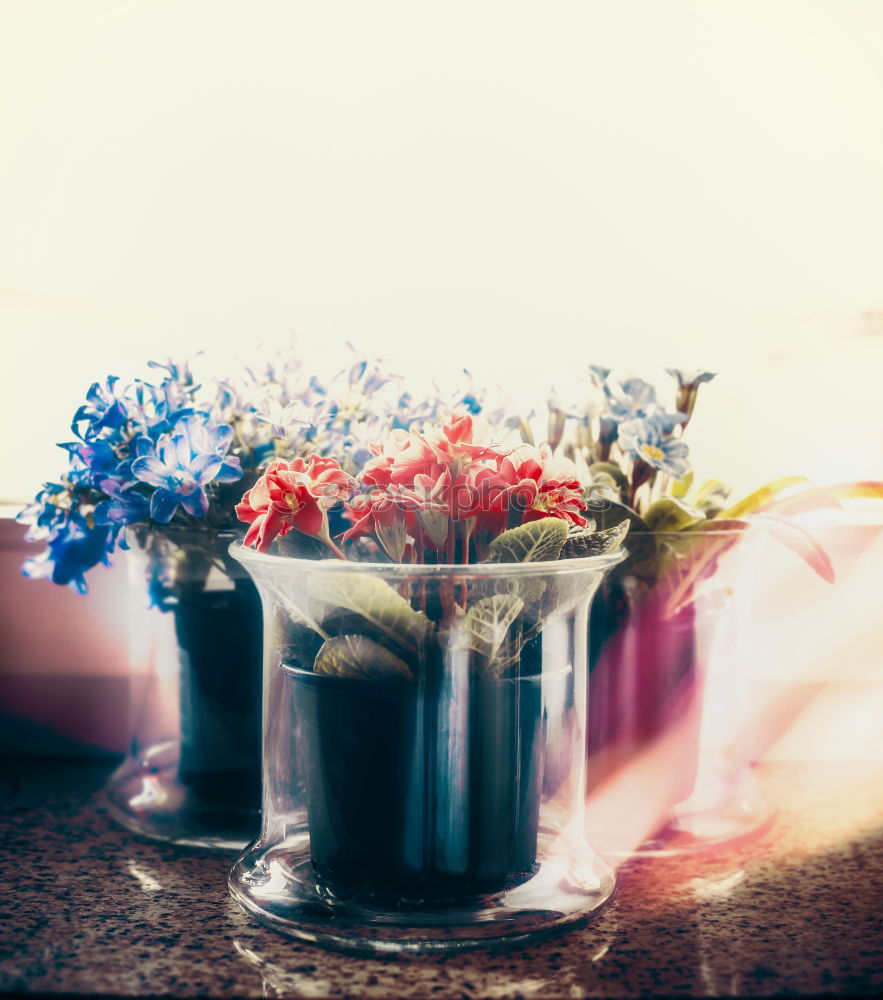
600,763,773,859
229,826,616,954
104,742,260,851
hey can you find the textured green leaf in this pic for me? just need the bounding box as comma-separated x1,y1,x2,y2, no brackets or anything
458,594,524,667
719,476,808,519
643,497,705,532
486,517,568,564
308,573,433,651
314,634,414,680
495,574,547,605
562,519,630,558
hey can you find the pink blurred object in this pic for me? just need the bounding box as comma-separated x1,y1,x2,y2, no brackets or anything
0,516,130,757
587,598,702,805
585,539,771,856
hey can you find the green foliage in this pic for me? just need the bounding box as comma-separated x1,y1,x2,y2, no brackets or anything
562,520,630,558
693,479,731,514
458,594,525,672
643,496,705,532
671,471,694,499
274,616,326,667
314,634,414,680
309,573,433,652
486,517,568,564
720,476,808,519
589,462,630,503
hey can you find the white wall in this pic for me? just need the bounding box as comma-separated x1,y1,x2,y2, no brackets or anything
2,0,882,503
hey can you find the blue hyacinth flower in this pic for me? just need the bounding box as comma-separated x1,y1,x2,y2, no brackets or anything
59,440,119,488
16,483,70,538
131,416,242,523
22,521,113,593
93,480,151,526
71,377,129,442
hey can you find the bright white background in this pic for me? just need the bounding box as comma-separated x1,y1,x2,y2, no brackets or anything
2,0,882,504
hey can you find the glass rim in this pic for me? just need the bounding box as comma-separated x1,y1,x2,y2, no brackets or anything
228,539,626,578
125,524,246,538
626,528,751,538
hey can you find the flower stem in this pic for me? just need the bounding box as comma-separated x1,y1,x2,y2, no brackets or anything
322,536,348,560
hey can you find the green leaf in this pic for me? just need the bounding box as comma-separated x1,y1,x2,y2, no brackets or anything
308,573,433,652
589,499,649,534
486,517,568,564
562,520,630,558
274,617,325,668
495,574,547,605
671,471,694,499
693,478,731,508
588,502,657,589
643,496,706,532
314,634,414,680
719,476,808,519
589,462,630,502
458,594,525,669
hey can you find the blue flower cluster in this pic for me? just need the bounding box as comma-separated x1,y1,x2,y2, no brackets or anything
588,369,716,479
551,368,715,485
19,347,505,593
18,362,245,592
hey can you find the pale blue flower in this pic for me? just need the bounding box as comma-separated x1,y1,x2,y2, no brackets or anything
665,369,717,389
606,376,660,420
646,410,687,435
618,418,691,478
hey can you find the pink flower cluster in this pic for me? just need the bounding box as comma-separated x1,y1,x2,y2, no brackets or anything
236,412,587,561
235,456,354,554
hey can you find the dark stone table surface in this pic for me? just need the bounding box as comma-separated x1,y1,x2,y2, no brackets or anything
1,757,881,998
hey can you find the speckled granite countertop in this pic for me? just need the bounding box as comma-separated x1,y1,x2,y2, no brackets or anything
0,758,881,998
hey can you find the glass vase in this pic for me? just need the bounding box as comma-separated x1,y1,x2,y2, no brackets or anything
228,543,624,953
104,527,264,849
585,530,770,856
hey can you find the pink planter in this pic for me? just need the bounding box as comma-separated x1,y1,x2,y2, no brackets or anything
0,516,130,757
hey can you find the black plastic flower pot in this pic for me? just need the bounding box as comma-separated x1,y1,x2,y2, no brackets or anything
288,668,414,891
394,670,544,900
174,576,264,812
288,665,544,902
